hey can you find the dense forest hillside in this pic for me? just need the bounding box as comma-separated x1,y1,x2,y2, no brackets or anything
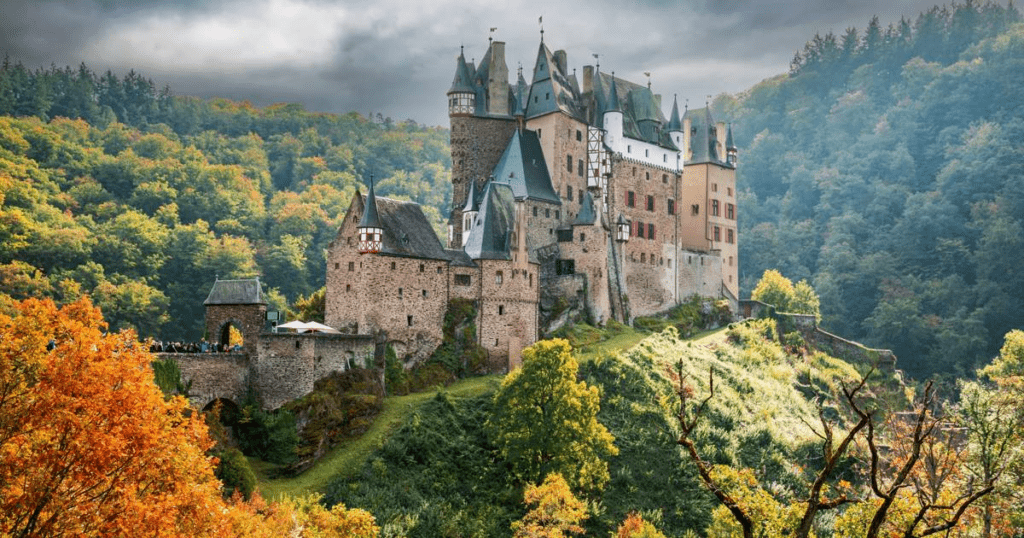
0,63,451,340
720,1,1024,379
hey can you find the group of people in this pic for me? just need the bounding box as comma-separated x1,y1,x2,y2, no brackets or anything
149,340,242,353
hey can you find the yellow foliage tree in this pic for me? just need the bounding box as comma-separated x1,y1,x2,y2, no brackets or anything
511,473,588,538
615,512,669,538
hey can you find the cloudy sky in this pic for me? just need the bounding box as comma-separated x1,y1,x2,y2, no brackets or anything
2,0,944,126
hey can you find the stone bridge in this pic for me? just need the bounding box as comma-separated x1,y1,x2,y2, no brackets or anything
156,332,378,410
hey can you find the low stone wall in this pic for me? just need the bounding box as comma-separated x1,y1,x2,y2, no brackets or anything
807,328,897,371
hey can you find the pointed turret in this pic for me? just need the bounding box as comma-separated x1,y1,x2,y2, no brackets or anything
607,75,621,112
447,47,476,116
668,94,684,150
603,74,624,148
726,123,737,167
357,176,383,254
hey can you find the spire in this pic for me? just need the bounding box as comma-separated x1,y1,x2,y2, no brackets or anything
726,123,736,150
668,94,682,131
357,175,383,254
607,73,621,112
448,47,474,94
462,180,480,212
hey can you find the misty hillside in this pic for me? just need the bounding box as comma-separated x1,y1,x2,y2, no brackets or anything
720,1,1023,379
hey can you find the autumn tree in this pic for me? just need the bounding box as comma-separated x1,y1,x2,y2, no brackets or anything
511,473,588,538
750,269,820,320
0,297,226,536
487,339,617,491
615,512,668,538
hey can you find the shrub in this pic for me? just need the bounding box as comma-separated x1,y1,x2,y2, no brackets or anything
214,448,257,499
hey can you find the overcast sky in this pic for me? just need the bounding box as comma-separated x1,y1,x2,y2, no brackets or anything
1,0,946,126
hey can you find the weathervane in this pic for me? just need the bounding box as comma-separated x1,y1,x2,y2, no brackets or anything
593,53,600,72
489,27,497,43
538,16,544,41
644,71,652,89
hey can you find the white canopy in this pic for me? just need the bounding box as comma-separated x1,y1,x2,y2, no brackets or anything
275,320,341,334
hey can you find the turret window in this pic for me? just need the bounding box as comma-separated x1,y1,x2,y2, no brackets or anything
495,271,503,285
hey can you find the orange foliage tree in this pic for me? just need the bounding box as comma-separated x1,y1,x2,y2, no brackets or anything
511,473,588,538
0,297,379,537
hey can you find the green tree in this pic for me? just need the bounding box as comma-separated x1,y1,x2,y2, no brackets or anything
751,269,821,321
487,339,617,491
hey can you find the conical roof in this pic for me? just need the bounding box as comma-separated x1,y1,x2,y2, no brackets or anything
668,95,682,131
573,190,598,226
358,178,383,229
448,48,475,94
607,76,621,112
726,123,736,150
463,180,480,212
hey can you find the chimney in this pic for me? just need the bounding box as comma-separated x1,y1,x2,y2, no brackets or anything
582,65,594,94
554,50,567,75
488,41,509,116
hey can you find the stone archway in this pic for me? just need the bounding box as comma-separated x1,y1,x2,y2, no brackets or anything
202,397,242,423
216,319,245,351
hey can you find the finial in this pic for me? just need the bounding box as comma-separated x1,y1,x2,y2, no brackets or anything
706,94,712,107
644,71,651,89
593,53,600,72
538,16,544,42
685,98,689,111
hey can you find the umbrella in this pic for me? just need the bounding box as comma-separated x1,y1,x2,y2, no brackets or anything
276,320,309,332
302,321,341,334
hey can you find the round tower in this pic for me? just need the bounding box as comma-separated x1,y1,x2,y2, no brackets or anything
448,47,476,116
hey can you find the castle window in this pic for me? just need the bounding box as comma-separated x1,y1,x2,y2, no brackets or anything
557,229,574,242
663,174,668,183
578,160,584,176
648,223,655,240
576,130,582,141
712,200,720,217
712,183,718,192
498,305,505,315
567,185,573,200
567,154,573,172
335,263,339,270
714,226,721,242
627,191,635,207
645,149,649,157
455,274,471,286
647,195,654,211
546,208,550,218
645,171,650,180
533,206,538,217
555,210,560,219
668,199,675,215
495,271,503,285
727,229,734,244
546,92,550,100
296,340,301,349
437,266,443,274
663,154,667,162
636,221,644,238
727,203,735,220
627,145,631,153
641,253,646,263
495,338,500,346
538,128,542,137
346,284,351,292
692,204,700,215
728,256,733,267
349,261,355,271
727,187,733,196
422,289,428,298
556,259,575,275
419,263,425,272
398,288,403,298
391,261,396,270
578,190,583,204
580,233,586,242
407,315,413,327
530,273,533,287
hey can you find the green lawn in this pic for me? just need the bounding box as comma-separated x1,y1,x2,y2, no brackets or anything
250,375,502,500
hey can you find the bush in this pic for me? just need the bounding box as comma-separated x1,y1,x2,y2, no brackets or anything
235,390,299,465
214,448,257,499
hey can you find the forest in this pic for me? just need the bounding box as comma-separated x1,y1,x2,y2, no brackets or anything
0,60,451,341
721,1,1024,380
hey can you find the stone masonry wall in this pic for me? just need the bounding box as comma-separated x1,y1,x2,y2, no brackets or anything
477,258,539,371
254,333,376,409
205,303,266,358
162,352,249,410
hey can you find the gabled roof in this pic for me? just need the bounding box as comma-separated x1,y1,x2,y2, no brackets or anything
205,278,266,305
463,182,516,261
573,190,599,226
492,129,561,204
592,71,677,150
358,193,450,260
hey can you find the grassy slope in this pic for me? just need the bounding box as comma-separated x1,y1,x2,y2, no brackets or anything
252,375,503,500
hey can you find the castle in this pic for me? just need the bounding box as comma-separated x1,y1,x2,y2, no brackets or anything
325,34,739,370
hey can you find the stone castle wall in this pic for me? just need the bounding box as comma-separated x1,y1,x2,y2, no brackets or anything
255,333,375,409
164,352,249,410
204,303,266,357
476,258,539,371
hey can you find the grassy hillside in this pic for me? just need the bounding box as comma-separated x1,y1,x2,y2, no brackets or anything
295,320,899,537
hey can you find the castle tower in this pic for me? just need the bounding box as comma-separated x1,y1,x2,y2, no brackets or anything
447,42,518,249
357,176,383,254
203,277,267,357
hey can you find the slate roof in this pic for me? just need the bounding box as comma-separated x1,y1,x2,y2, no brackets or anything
464,181,517,260
525,42,584,120
668,95,682,132
492,129,561,204
204,278,266,305
684,106,722,165
448,48,475,94
443,248,477,267
358,180,383,229
573,190,599,226
592,71,677,150
359,192,450,260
